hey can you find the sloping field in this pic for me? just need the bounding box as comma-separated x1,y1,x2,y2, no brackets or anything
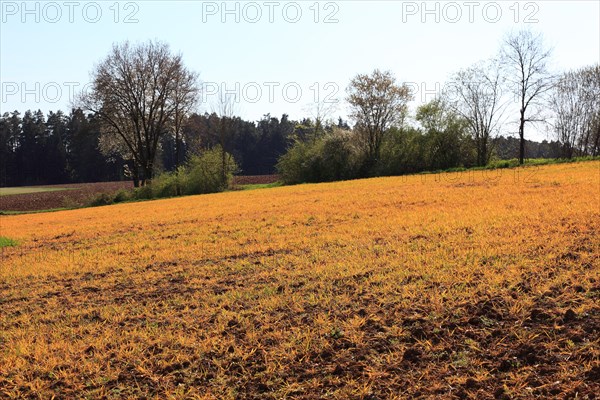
1,162,599,399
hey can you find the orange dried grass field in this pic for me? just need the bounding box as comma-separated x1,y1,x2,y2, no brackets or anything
1,162,599,399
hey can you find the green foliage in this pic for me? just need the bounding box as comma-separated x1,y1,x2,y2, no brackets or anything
276,139,323,184
415,99,475,170
150,171,183,199
320,131,363,181
0,236,18,248
113,189,132,203
133,185,154,200
183,146,238,195
467,156,599,171
89,193,114,207
277,129,363,184
239,182,282,191
87,147,238,207
486,159,521,169
278,99,481,184
277,116,600,185
375,127,426,176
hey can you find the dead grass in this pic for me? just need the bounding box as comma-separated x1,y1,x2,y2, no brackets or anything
0,162,599,399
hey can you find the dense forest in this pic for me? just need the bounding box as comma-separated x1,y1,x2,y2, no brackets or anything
0,109,296,187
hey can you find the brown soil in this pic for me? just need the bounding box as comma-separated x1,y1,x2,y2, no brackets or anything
0,182,133,212
0,176,279,212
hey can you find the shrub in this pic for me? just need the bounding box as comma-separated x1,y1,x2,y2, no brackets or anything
0,236,18,248
133,185,154,200
89,193,114,207
277,139,323,184
277,129,362,184
86,148,238,207
375,127,426,176
151,172,182,198
320,130,363,181
113,189,132,203
183,146,238,195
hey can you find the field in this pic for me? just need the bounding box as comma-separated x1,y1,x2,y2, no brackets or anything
0,182,133,213
0,162,599,399
0,187,72,197
0,176,279,213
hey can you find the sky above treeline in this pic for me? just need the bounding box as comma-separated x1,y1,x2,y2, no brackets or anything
1,1,599,141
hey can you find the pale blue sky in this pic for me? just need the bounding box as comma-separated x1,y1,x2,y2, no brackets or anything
1,1,599,140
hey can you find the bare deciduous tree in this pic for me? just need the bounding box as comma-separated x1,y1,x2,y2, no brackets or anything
79,40,199,186
346,69,413,165
211,89,239,182
579,65,600,156
303,99,339,139
446,60,506,166
172,71,200,171
501,29,553,164
550,64,600,157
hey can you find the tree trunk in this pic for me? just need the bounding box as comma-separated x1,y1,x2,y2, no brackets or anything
477,139,487,167
130,161,140,188
143,162,154,186
519,110,526,165
481,143,487,167
594,122,600,156
139,166,146,187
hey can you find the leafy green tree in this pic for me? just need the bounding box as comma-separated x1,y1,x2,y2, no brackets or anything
416,99,472,170
375,127,426,176
277,128,361,184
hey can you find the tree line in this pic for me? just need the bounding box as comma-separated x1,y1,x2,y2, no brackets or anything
0,109,124,187
0,105,572,188
0,109,298,187
1,31,598,188
278,30,598,184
